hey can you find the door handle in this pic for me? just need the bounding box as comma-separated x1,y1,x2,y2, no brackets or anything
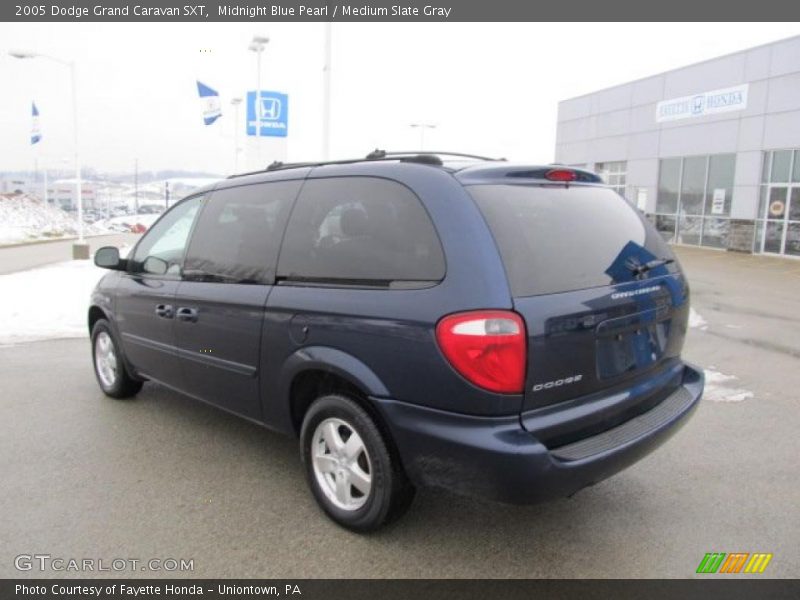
155,304,174,319
176,307,199,323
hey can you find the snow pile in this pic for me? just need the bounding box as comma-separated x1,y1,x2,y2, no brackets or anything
0,194,109,245
0,246,129,345
689,308,708,331
703,367,754,402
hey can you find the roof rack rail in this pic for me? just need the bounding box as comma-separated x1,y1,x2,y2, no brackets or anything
226,150,505,179
366,149,504,162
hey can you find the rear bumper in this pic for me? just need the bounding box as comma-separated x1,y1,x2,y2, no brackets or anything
373,363,703,504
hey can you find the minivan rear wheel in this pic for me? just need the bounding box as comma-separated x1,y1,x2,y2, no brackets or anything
300,394,415,531
91,319,143,399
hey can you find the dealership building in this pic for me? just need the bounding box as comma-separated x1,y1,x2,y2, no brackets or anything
555,35,800,257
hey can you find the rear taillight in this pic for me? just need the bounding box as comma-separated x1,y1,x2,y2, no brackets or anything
435,310,526,394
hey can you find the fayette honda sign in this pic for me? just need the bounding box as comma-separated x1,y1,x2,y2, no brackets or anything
656,84,749,123
247,90,288,137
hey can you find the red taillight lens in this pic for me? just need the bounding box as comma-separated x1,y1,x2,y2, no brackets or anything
545,168,577,182
435,310,526,394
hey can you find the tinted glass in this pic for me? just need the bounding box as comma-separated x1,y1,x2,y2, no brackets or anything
679,156,707,215
132,195,203,277
768,187,787,219
793,150,800,182
764,220,783,253
771,150,791,183
701,218,730,249
183,181,300,284
791,188,800,222
656,158,681,213
758,186,769,220
277,177,445,286
704,154,735,216
469,184,675,297
677,215,702,245
761,152,770,183
786,222,800,256
655,215,676,242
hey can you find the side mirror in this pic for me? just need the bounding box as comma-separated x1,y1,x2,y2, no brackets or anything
142,256,168,275
94,246,123,270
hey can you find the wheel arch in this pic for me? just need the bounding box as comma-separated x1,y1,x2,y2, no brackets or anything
276,346,391,437
88,305,108,335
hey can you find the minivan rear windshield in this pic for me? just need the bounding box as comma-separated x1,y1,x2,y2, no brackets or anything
468,184,675,297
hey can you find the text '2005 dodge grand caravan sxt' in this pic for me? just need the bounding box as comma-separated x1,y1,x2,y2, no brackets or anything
89,151,704,531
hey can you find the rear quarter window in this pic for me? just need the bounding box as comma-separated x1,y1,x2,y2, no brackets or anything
468,184,675,297
277,176,445,287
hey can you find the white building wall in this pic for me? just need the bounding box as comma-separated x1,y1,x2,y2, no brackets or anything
555,35,800,220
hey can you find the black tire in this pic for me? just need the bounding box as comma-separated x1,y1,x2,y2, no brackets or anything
91,319,143,399
300,394,415,532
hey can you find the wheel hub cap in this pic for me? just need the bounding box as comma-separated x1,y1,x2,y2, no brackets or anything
94,331,117,388
311,417,372,511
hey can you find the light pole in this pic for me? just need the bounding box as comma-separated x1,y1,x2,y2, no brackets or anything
322,23,332,159
248,35,269,167
133,158,139,215
410,123,437,151
10,49,87,257
231,97,243,172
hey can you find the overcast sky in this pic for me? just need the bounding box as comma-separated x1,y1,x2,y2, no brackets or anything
0,22,798,176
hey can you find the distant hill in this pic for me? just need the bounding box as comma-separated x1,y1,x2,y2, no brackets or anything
0,169,224,184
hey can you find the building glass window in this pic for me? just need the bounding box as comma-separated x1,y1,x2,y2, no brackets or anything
758,149,800,256
679,157,706,216
656,158,681,214
595,161,627,198
770,150,792,183
654,154,736,249
705,154,735,217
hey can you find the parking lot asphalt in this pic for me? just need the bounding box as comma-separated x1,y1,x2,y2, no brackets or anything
1,246,798,578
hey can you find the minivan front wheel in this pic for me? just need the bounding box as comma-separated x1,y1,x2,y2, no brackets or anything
91,319,143,399
300,394,414,531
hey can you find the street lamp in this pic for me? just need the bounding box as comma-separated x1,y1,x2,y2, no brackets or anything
230,97,243,172
322,23,332,159
248,35,269,167
10,49,87,258
410,123,437,151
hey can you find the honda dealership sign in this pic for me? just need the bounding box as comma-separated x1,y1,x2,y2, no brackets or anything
247,90,288,137
655,84,748,123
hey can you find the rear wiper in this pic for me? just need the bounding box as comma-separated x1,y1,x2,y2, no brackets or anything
627,257,674,277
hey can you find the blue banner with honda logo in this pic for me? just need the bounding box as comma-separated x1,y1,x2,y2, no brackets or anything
247,90,288,137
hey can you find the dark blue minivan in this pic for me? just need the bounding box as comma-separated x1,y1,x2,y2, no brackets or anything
89,152,704,531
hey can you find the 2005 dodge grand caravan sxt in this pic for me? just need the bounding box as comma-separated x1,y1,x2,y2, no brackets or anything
89,151,704,531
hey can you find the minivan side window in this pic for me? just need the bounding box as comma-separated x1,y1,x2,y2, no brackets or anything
131,195,204,277
183,180,301,284
277,177,445,287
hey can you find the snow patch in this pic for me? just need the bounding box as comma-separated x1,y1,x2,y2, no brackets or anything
703,367,754,402
0,194,110,244
0,247,128,345
689,308,708,331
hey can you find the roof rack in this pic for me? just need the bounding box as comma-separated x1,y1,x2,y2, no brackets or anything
227,149,504,179
365,149,504,162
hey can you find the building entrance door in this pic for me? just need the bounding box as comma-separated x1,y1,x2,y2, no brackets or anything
761,185,800,257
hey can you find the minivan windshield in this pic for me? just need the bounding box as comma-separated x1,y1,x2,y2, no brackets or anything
468,184,675,297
